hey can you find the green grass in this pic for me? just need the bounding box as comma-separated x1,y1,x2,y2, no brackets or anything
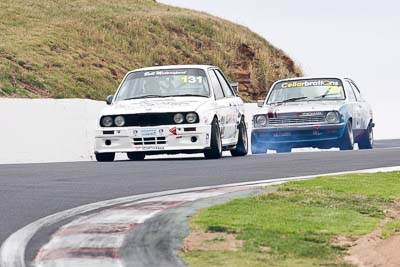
0,0,302,100
382,220,400,239
183,171,400,267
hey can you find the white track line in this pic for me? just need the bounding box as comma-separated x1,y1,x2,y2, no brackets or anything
1,166,400,267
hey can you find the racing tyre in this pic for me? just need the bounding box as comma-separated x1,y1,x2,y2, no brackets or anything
339,121,354,151
358,124,374,150
95,152,115,162
230,120,248,157
204,119,223,159
127,152,146,161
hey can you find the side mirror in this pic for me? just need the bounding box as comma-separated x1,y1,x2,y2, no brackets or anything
106,95,114,105
229,82,239,95
257,100,264,108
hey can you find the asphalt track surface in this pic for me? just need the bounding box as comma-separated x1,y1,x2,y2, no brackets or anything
0,139,399,245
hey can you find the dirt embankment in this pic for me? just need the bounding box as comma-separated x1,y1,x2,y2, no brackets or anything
183,229,243,252
343,201,400,267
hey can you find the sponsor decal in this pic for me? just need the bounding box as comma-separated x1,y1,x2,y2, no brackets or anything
301,112,324,116
273,132,291,137
141,129,157,137
127,68,207,80
142,146,165,151
169,127,177,135
144,70,188,77
279,79,340,89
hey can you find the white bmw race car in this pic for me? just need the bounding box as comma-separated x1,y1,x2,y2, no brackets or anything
94,65,248,161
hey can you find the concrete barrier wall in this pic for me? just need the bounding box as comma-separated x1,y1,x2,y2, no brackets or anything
0,99,104,164
0,99,396,164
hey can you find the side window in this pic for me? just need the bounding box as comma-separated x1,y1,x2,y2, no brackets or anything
215,70,234,97
349,81,364,102
344,81,357,102
208,70,225,100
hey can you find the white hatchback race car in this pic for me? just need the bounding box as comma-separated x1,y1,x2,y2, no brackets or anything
94,65,248,161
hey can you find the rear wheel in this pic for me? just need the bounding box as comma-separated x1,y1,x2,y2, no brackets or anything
95,152,115,162
204,119,223,159
127,152,146,161
339,121,354,151
230,120,248,157
358,124,374,149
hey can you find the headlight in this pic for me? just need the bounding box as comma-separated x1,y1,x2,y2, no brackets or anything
255,115,268,127
174,113,184,124
186,113,198,124
101,116,113,127
114,116,125,127
326,111,339,124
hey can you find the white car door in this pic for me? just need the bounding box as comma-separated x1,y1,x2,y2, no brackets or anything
349,81,371,130
344,80,360,129
208,69,232,144
214,69,239,143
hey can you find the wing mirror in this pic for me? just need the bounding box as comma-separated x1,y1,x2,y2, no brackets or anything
106,95,114,105
257,100,264,107
229,82,239,95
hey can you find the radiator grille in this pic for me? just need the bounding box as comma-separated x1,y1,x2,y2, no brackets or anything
268,115,326,125
133,137,167,146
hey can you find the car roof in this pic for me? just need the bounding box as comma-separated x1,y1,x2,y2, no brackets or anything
274,76,349,83
130,65,216,73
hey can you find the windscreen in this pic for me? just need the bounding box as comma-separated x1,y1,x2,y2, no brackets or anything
115,69,210,101
267,78,345,104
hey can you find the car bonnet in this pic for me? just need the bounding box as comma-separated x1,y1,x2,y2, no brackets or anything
101,97,210,115
256,100,345,115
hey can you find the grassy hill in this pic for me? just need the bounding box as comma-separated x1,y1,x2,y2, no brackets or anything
0,0,302,101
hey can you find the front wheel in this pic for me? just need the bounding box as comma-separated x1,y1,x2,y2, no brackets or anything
358,124,374,149
230,120,248,157
204,119,223,159
95,152,115,162
127,152,146,161
339,121,354,151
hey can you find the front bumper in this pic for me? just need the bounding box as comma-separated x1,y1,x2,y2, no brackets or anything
251,123,346,148
95,124,212,154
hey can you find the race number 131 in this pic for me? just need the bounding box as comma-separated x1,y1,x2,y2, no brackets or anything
181,76,203,84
